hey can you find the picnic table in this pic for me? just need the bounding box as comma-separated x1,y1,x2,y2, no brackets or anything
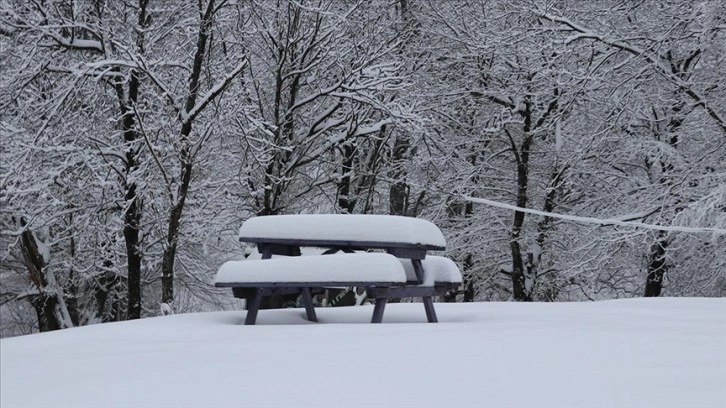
215,214,461,324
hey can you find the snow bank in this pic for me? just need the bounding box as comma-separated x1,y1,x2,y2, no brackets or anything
1,298,724,408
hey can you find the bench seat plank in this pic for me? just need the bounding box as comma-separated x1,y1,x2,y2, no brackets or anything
399,256,463,285
368,256,462,323
215,253,407,285
366,285,454,298
215,253,407,325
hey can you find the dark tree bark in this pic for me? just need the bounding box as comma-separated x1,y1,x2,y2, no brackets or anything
527,166,566,301
504,86,558,301
17,218,64,332
389,134,411,216
388,1,415,217
160,0,216,306
509,124,534,302
114,0,150,319
644,233,668,297
337,141,357,213
461,254,475,302
66,215,80,326
94,272,122,322
122,135,143,319
160,0,245,306
642,50,697,297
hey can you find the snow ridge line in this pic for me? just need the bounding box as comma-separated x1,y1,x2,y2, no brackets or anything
461,195,726,235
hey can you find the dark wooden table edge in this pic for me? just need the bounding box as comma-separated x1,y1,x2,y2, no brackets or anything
238,236,445,252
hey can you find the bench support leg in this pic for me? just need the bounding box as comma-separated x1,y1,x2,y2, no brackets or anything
371,298,388,323
245,289,263,325
301,288,318,322
422,296,438,323
411,259,425,284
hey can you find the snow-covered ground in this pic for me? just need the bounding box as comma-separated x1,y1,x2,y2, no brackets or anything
1,298,724,408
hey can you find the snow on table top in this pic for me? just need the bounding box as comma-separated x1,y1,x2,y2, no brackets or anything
215,253,407,284
238,214,446,249
399,256,463,285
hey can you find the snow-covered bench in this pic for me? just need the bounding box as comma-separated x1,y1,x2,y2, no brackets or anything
215,253,407,324
218,214,460,324
366,256,464,322
399,256,463,286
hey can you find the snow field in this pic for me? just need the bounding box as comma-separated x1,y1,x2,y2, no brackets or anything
1,298,724,408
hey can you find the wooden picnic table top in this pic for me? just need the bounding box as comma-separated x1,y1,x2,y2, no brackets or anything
238,214,446,251
238,236,444,251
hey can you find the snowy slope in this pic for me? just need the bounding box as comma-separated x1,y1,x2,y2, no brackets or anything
1,298,724,408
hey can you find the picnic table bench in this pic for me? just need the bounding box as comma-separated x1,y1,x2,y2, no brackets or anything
215,214,462,324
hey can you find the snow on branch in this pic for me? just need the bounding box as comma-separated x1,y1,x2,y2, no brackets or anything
462,195,726,235
180,59,248,125
468,90,516,109
0,21,15,37
284,130,350,172
43,30,104,53
119,49,181,112
352,119,394,137
288,80,346,112
539,11,726,135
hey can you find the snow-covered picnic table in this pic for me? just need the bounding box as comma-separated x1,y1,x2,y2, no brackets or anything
215,214,461,324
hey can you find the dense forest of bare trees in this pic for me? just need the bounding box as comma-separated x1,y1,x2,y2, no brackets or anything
1,0,724,337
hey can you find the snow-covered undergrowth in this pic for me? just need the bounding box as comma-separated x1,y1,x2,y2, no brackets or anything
1,298,724,408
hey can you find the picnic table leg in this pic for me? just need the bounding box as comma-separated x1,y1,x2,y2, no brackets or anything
301,288,318,322
422,296,438,323
371,298,388,323
245,288,263,325
411,259,425,284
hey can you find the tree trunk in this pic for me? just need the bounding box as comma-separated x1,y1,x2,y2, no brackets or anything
161,159,193,306
123,185,143,319
120,72,143,319
642,66,690,296
66,218,80,326
527,166,566,301
337,142,357,213
460,254,474,302
94,271,121,323
510,131,533,301
17,218,67,332
159,0,217,309
118,0,150,320
389,131,411,216
644,232,668,297
510,241,530,301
